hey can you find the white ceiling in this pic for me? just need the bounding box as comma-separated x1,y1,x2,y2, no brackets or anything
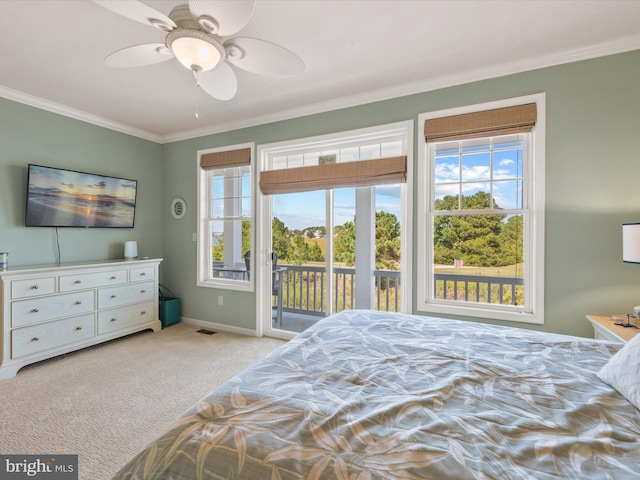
1,0,639,143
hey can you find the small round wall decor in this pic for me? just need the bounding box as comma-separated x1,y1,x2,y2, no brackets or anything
171,198,187,219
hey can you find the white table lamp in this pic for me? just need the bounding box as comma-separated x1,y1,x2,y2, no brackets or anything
623,223,640,263
124,241,138,259
619,223,640,329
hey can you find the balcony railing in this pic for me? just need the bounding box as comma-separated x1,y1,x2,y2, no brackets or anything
277,266,523,316
434,273,524,305
278,265,401,317
210,262,523,316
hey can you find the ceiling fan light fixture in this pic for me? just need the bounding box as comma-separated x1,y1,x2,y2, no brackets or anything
168,31,224,72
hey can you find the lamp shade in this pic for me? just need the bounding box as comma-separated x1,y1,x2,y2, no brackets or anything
124,241,138,259
622,223,640,263
171,35,221,72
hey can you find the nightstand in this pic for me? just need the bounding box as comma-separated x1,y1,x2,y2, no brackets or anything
586,314,640,344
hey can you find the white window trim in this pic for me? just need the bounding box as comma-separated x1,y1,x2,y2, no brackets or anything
256,121,414,336
196,142,255,292
417,94,545,324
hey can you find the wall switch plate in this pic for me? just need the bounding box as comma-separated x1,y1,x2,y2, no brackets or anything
218,296,223,306
192,233,197,242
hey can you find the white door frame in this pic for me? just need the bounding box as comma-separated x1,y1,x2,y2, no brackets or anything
256,121,414,339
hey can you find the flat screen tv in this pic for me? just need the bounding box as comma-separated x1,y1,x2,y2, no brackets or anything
25,164,138,228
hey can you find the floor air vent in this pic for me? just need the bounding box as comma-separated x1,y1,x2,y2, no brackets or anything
196,329,217,335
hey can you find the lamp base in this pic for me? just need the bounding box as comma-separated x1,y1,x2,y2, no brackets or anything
614,322,639,329
613,313,639,329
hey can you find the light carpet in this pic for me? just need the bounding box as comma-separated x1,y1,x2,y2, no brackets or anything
0,323,286,480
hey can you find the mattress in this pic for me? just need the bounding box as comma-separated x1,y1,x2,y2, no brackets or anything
112,310,640,479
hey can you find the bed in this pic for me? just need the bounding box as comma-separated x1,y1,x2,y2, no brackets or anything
112,310,640,479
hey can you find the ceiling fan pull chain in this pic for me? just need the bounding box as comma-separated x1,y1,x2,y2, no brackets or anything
193,69,201,87
192,70,201,120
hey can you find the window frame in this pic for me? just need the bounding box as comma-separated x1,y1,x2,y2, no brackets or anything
256,120,415,328
197,142,255,292
417,94,545,324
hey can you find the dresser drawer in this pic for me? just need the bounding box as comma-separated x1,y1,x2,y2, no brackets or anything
11,314,95,359
98,281,154,309
59,269,127,292
11,277,56,299
129,266,155,283
98,301,155,334
11,290,95,328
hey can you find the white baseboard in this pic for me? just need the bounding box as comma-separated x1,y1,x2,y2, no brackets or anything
179,317,260,337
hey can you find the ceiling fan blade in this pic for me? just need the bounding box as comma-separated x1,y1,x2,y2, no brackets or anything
105,43,174,68
188,0,256,36
92,0,176,31
196,62,238,101
224,37,305,77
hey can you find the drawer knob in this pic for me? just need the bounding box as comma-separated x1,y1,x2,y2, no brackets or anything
140,290,146,294
141,311,146,315
110,276,117,280
31,285,39,290
32,308,39,313
75,326,82,331
31,336,39,342
140,273,146,276
110,295,117,299
110,318,117,322
74,280,82,284
75,301,82,305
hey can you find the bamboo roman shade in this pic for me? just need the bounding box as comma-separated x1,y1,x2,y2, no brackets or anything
200,147,251,170
424,103,537,142
259,156,407,195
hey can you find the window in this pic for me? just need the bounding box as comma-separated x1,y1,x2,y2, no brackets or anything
197,143,254,291
417,95,545,324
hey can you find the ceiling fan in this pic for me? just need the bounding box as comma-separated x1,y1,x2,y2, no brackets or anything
92,0,305,100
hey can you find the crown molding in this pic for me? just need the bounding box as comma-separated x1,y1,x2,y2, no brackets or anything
0,85,163,143
164,33,640,143
2,32,640,145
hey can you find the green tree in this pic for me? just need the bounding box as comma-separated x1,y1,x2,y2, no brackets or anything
290,234,310,265
211,235,223,261
376,211,401,270
499,215,524,266
333,211,401,269
334,220,356,266
272,217,291,261
210,220,251,262
309,242,324,262
433,191,508,267
242,220,251,256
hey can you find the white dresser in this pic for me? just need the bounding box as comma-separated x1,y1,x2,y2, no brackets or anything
0,258,162,380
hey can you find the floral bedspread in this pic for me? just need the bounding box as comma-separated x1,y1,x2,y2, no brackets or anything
112,310,640,479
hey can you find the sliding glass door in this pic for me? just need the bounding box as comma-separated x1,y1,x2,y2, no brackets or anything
263,182,403,336
256,121,413,339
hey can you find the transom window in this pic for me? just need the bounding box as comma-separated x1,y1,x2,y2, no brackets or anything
267,136,405,170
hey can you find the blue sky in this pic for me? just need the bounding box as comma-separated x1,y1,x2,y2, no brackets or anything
272,184,402,231
434,141,523,210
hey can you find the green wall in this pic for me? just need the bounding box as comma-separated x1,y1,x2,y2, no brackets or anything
2,49,639,338
162,49,640,337
0,99,164,266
